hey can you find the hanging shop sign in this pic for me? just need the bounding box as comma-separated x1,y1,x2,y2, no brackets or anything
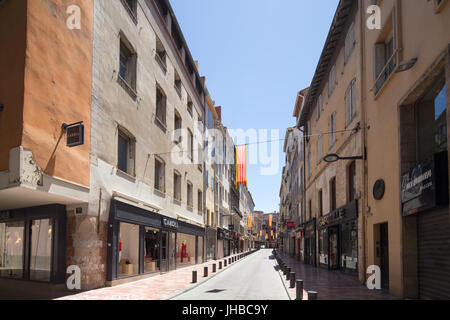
63,121,85,147
286,221,295,229
162,217,179,230
401,151,449,216
318,200,358,229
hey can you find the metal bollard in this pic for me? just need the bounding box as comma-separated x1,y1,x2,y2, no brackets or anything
219,261,222,269
290,272,296,288
308,291,318,300
229,258,231,264
286,267,291,280
213,263,216,273
296,280,304,300
204,266,208,277
224,259,227,267
192,270,197,283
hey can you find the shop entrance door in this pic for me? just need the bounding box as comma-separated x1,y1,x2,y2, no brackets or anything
379,223,389,290
328,227,339,270
161,231,168,272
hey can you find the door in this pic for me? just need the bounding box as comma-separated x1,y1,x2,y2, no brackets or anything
161,231,168,272
329,227,339,270
169,232,176,271
379,223,389,290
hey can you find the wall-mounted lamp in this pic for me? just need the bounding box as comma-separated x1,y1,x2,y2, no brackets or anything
396,58,418,73
323,153,364,163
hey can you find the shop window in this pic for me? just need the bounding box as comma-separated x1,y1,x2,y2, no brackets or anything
30,219,53,282
341,221,358,271
118,222,139,278
173,171,182,202
154,157,165,193
416,72,447,163
176,233,196,267
319,229,328,265
144,227,160,273
0,221,24,279
156,86,167,127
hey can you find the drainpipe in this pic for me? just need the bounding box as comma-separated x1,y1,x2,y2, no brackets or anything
359,0,368,285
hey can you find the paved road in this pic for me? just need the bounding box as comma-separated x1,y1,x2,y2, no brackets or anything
171,249,289,300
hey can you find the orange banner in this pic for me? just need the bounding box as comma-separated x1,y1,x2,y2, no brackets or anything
236,145,247,188
247,216,252,229
269,214,273,228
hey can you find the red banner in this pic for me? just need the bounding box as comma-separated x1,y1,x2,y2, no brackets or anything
236,145,247,188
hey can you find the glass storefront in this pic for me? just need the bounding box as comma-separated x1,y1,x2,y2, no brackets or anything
108,200,206,281
341,221,358,272
118,222,140,277
30,219,53,282
144,227,160,273
176,233,196,267
0,221,24,279
319,229,328,266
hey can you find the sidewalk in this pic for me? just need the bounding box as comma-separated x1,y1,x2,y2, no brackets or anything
57,251,256,300
275,250,399,300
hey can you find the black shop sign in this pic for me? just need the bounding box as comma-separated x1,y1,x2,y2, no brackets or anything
401,151,449,216
162,217,179,230
318,200,358,229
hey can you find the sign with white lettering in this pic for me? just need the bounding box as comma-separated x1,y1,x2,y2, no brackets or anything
401,151,448,216
162,217,178,230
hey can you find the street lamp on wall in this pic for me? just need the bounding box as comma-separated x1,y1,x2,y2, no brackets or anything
323,153,364,163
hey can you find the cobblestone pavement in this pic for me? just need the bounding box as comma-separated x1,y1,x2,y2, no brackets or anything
57,251,256,300
275,250,400,300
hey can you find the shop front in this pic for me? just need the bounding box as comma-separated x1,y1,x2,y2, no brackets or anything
205,227,216,261
107,199,204,283
217,228,232,257
304,219,316,266
0,204,67,295
318,200,358,275
295,229,304,262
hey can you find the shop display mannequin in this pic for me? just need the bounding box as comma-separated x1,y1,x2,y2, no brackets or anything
181,240,187,263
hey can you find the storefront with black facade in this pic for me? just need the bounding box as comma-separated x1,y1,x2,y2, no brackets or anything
107,199,205,282
318,200,358,275
0,204,67,285
303,219,316,266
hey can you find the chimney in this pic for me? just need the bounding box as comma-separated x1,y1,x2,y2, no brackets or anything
215,106,222,121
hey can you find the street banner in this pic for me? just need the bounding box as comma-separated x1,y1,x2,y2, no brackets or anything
248,215,252,229
236,145,247,188
268,214,273,228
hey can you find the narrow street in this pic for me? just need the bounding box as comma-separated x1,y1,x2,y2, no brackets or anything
172,249,289,300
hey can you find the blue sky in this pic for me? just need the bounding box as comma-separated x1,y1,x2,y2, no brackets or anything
170,0,339,213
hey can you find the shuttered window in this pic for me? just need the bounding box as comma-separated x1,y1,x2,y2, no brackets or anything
344,21,355,64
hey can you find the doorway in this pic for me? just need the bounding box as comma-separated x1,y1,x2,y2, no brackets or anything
328,227,339,270
379,223,389,289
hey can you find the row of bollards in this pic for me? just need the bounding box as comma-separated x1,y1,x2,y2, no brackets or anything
192,249,259,284
273,249,318,300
